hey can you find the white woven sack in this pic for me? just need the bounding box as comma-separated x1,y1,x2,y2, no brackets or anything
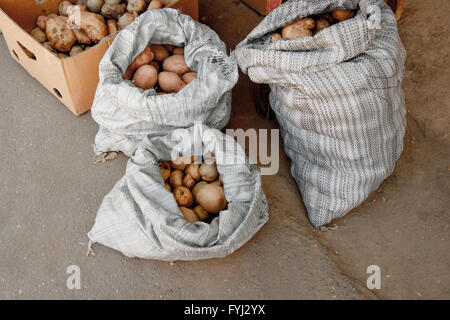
234,0,406,227
88,124,269,261
91,9,238,156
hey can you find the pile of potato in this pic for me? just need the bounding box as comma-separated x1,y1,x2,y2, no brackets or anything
124,44,197,93
270,9,356,42
30,0,169,58
160,155,228,223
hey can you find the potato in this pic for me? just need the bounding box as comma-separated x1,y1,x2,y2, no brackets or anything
117,12,138,29
182,72,197,84
164,183,172,192
169,170,184,189
127,0,146,13
165,44,175,52
195,184,227,214
158,72,186,93
315,18,330,34
298,17,316,30
172,47,184,55
74,28,92,45
318,13,335,24
68,11,108,43
58,15,68,23
132,65,158,90
105,0,121,4
101,3,126,19
179,207,199,223
70,45,84,56
183,174,196,189
31,28,47,43
93,13,106,23
59,1,73,16
147,0,163,10
185,164,200,181
270,33,282,43
331,9,355,22
194,205,209,221
151,61,160,71
192,181,208,201
107,19,118,35
87,0,104,13
162,55,190,75
58,53,70,59
36,16,49,31
174,186,194,208
150,45,169,62
160,161,171,181
48,14,58,19
170,157,192,170
42,41,56,53
281,18,315,39
46,18,77,52
199,163,219,182
76,0,88,5
124,46,154,80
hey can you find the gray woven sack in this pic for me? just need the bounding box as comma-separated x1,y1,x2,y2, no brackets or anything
233,0,406,228
91,9,238,156
88,124,269,261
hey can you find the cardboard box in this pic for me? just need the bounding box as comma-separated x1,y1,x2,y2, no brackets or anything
241,0,282,15
0,0,199,116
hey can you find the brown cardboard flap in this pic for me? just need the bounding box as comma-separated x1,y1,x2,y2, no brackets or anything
62,38,114,115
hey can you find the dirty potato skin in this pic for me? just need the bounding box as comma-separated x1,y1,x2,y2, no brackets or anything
150,45,169,62
282,18,315,39
133,65,158,90
36,15,49,31
179,207,199,223
124,46,154,80
270,33,282,43
68,11,108,43
45,18,77,52
74,28,92,45
101,3,126,19
31,28,47,43
331,9,355,22
160,161,171,181
127,0,147,13
182,72,197,84
158,72,186,93
59,1,73,16
162,55,190,75
194,205,209,221
117,12,138,29
174,186,194,208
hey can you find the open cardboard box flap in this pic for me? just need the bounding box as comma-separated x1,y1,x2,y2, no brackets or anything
0,0,199,116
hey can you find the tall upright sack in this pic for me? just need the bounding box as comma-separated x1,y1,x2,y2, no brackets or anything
234,0,407,227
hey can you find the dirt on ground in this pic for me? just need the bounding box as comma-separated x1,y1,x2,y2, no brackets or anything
0,0,448,299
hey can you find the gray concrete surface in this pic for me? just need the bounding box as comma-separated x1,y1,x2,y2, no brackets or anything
0,0,449,299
